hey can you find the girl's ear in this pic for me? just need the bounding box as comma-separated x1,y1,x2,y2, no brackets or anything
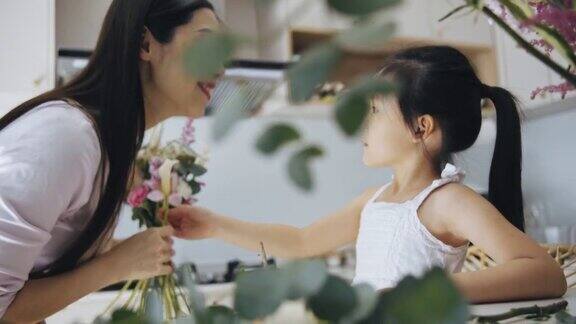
410,114,436,143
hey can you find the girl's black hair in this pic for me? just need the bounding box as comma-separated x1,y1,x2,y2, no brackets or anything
381,46,524,231
0,0,214,278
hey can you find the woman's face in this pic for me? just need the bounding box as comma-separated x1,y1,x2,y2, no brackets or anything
142,8,221,120
362,95,418,167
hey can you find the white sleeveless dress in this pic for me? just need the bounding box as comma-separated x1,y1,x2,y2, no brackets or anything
352,163,469,290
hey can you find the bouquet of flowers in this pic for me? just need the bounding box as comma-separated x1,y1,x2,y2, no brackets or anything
104,118,208,320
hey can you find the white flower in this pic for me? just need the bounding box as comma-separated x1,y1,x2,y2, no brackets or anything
177,180,193,199
148,124,163,150
159,159,179,197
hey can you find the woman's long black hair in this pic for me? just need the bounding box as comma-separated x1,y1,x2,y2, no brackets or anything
0,0,214,278
380,46,524,231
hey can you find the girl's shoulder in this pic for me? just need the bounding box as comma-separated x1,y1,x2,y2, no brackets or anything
421,182,484,213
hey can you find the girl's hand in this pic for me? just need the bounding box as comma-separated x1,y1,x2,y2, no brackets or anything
102,226,175,282
165,206,218,240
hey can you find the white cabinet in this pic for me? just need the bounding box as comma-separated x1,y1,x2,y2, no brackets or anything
0,0,55,95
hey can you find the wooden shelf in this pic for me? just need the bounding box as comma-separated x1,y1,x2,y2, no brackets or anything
290,28,499,87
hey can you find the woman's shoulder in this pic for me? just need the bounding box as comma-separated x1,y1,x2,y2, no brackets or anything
2,100,100,153
24,100,97,134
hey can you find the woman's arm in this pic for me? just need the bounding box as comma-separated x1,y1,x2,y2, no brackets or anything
2,226,175,323
167,189,377,258
3,253,119,323
433,184,567,303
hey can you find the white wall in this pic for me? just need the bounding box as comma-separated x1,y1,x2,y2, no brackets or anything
56,0,112,50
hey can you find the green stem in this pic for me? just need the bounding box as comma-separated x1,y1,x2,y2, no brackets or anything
103,280,133,315
122,280,144,310
481,6,576,87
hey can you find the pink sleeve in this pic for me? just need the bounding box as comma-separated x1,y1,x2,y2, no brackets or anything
0,104,101,318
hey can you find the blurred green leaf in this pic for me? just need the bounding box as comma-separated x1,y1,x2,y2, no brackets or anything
212,88,250,141
181,264,206,318
283,260,328,300
556,310,576,323
109,309,143,324
335,78,395,136
287,146,324,191
144,287,163,324
307,275,358,321
368,268,469,323
234,268,290,320
335,21,396,51
256,124,301,155
203,306,243,324
184,32,243,81
344,283,379,323
288,44,342,103
327,0,401,16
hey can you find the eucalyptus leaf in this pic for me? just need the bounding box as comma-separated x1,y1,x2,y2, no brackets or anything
287,146,324,191
288,44,342,103
306,275,358,321
203,306,243,324
556,310,576,324
184,32,243,81
368,268,469,324
335,78,395,136
109,309,142,324
327,0,401,16
144,287,163,324
256,123,301,155
182,264,206,316
283,259,328,300
344,283,379,323
234,268,290,320
335,21,396,51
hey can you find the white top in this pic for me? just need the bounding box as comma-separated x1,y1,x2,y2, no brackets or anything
353,164,469,289
0,100,102,317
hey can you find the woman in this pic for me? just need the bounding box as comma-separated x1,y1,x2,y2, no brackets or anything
0,0,220,322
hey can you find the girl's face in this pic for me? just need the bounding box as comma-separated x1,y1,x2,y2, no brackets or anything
142,8,221,120
362,95,422,167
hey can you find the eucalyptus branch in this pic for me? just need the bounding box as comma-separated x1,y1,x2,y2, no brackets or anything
470,300,569,322
480,5,576,87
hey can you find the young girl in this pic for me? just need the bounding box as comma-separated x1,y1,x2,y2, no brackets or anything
167,46,567,303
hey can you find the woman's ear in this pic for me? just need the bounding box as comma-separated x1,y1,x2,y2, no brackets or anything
410,115,436,143
140,27,153,62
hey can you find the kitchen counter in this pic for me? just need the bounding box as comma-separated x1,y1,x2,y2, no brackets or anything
47,286,576,323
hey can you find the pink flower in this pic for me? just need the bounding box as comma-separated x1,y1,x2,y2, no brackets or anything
147,190,164,203
169,193,182,207
180,118,196,147
144,178,160,191
149,157,164,178
531,81,575,99
127,185,149,208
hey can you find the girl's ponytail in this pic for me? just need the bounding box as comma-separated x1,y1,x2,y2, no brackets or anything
482,85,524,231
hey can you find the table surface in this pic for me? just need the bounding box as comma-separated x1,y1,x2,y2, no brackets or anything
46,285,576,323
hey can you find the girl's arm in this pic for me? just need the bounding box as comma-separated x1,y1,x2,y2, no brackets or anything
167,189,377,258
434,184,567,303
2,226,175,323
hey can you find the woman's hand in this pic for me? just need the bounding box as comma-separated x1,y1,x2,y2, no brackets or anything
166,206,218,240
101,226,175,282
